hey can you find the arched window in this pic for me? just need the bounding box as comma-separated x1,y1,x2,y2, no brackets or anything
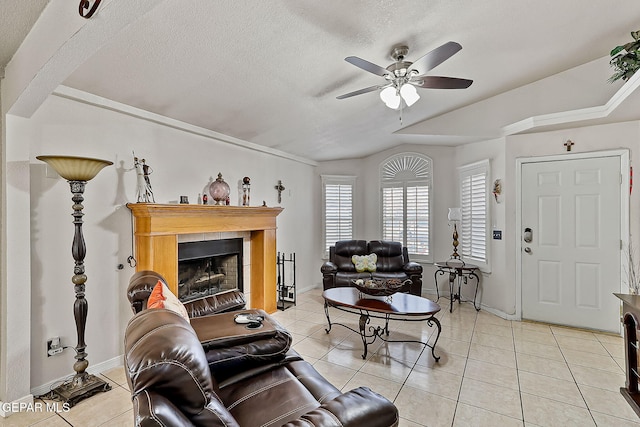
380,153,432,260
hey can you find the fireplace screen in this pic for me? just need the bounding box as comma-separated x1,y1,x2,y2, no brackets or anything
177,238,243,302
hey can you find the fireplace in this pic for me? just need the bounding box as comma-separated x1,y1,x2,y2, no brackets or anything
177,238,243,302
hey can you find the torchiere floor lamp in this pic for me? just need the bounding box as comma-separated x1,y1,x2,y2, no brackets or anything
37,155,113,407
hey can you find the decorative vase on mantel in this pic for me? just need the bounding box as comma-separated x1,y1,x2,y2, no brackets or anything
209,172,230,205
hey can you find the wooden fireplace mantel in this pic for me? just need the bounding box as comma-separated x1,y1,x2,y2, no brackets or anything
127,203,283,313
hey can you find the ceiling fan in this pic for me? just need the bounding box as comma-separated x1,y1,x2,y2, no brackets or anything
336,41,473,109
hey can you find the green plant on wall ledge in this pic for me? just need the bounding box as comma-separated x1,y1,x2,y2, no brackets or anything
609,30,640,83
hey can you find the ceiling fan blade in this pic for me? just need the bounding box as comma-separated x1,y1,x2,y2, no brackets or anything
409,41,462,75
412,76,473,89
345,56,390,77
336,85,384,99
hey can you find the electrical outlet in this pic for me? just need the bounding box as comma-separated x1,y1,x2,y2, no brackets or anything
47,337,63,357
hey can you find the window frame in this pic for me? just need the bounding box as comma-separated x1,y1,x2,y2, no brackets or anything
458,159,491,272
379,153,433,263
321,174,356,258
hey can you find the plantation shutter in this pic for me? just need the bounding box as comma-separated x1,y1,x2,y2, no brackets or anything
323,177,354,254
460,164,488,263
380,153,432,259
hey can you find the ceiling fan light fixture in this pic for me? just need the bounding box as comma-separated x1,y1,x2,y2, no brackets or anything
380,86,401,109
400,83,420,107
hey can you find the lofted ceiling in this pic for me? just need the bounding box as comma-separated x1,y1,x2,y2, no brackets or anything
4,1,640,162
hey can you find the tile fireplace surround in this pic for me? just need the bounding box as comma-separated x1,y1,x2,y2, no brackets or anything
127,203,283,313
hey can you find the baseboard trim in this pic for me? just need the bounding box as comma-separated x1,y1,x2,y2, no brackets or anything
30,354,124,398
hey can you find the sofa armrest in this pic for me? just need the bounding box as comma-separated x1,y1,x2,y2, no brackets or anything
184,289,246,318
403,261,423,274
320,261,338,274
282,387,398,427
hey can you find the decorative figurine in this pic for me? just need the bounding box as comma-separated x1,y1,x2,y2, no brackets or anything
134,155,154,203
242,176,251,206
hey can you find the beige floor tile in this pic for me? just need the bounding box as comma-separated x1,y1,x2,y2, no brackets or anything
437,325,474,342
511,321,553,333
30,415,71,426
521,393,594,427
554,335,609,356
593,332,624,345
475,312,512,328
59,386,132,426
512,327,556,343
561,348,625,373
321,347,369,370
290,309,328,325
98,409,133,426
458,377,522,420
284,319,325,336
580,384,640,422
394,386,457,427
453,402,523,427
360,353,414,383
601,340,625,359
309,325,352,344
376,341,425,364
518,371,585,407
101,366,128,388
550,326,597,340
0,408,57,427
311,360,357,389
473,322,513,338
398,417,425,427
292,336,335,359
591,411,640,427
516,352,573,381
430,337,471,358
514,339,564,361
415,349,467,375
471,331,514,351
570,364,626,392
404,364,463,399
468,342,516,369
342,371,402,403
464,358,519,390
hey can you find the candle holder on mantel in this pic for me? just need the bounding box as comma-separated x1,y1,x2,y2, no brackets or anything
36,155,113,407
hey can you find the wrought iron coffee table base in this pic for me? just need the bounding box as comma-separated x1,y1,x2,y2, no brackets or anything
324,302,441,361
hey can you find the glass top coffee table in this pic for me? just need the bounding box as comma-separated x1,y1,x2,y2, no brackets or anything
323,287,442,361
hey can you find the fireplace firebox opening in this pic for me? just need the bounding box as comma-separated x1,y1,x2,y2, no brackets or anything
177,238,243,302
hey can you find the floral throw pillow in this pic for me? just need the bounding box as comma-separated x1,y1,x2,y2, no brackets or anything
352,253,377,273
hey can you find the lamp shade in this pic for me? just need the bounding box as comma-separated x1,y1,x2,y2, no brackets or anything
380,86,401,109
448,207,462,222
37,155,113,181
400,83,420,107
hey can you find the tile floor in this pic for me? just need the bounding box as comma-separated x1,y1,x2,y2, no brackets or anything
2,288,637,426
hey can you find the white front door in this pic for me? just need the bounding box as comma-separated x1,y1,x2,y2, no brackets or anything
521,156,621,332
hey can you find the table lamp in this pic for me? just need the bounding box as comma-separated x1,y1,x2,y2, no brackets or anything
448,207,462,259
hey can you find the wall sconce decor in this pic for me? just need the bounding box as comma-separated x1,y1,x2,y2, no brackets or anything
492,179,502,203
79,0,102,18
36,155,113,406
448,207,462,259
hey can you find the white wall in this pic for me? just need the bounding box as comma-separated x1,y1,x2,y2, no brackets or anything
10,93,318,390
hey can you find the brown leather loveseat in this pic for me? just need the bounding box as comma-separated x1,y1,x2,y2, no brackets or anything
124,271,399,426
321,240,423,296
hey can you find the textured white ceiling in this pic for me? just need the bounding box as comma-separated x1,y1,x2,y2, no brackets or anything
0,0,49,77
6,1,640,161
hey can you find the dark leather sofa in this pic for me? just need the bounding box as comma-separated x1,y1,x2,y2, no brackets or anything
321,240,423,296
124,271,399,426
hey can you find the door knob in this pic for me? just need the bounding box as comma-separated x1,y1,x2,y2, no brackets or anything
524,247,532,254
524,227,533,243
